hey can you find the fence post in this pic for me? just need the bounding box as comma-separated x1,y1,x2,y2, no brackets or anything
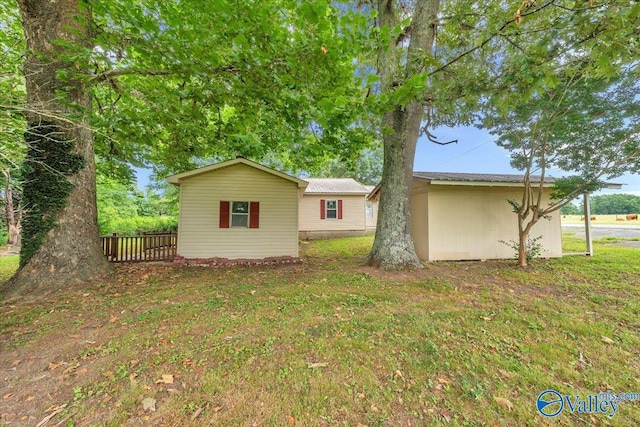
110,233,118,261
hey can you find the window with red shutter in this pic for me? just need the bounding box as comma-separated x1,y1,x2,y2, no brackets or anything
320,199,326,219
338,199,343,219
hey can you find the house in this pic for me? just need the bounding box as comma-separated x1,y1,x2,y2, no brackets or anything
166,158,308,265
299,178,376,239
369,172,563,261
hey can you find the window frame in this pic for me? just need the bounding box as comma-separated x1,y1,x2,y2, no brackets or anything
230,201,250,228
366,201,373,219
325,199,338,220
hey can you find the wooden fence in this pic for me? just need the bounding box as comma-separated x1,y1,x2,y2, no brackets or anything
101,232,177,263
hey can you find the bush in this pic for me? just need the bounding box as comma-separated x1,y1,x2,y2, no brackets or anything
99,216,178,236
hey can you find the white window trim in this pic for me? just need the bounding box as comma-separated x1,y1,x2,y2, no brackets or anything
325,199,338,220
366,201,373,219
231,201,250,228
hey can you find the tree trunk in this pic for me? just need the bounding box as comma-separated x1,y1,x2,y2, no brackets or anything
366,0,440,269
3,0,110,296
2,170,20,247
517,216,528,268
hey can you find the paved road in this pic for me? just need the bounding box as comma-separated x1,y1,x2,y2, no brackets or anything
562,224,640,247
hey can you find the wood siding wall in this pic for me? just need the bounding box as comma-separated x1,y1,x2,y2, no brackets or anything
177,164,300,259
299,194,366,232
421,184,562,261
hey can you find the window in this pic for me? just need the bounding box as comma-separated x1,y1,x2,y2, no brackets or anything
231,201,249,227
219,200,260,228
366,201,373,218
320,199,343,220
326,200,337,219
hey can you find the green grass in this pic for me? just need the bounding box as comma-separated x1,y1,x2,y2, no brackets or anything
1,236,639,425
0,255,18,283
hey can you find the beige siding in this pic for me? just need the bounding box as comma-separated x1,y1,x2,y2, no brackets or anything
411,178,430,260
299,194,366,232
423,185,562,261
177,163,299,259
365,200,378,230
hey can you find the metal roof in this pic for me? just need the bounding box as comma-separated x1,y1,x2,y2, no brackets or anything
413,172,555,183
304,178,370,194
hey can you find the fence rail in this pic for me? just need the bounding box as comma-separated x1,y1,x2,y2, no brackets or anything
101,232,177,263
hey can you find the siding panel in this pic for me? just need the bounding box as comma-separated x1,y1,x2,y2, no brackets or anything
177,164,299,259
425,185,562,261
299,195,366,231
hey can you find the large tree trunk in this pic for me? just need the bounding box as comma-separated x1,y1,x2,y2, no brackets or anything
366,0,440,269
3,0,110,296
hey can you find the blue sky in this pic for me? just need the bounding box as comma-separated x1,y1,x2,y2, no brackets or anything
414,126,640,197
136,125,640,197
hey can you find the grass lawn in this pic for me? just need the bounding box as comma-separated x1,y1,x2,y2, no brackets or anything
1,235,639,426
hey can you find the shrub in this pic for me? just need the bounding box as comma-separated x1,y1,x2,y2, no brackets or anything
99,216,178,236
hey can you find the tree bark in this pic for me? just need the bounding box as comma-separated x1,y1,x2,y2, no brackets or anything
366,0,440,269
3,0,110,296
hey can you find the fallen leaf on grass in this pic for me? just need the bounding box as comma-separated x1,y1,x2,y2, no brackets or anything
156,374,174,384
11,360,20,367
307,362,328,369
192,406,205,420
2,393,14,399
287,415,296,424
48,362,63,371
36,404,67,427
109,316,118,323
494,397,514,411
142,397,156,412
601,336,615,344
26,396,35,402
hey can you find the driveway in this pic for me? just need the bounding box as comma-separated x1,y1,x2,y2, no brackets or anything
562,224,640,248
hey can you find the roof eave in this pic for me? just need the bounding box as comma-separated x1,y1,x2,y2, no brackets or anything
166,158,308,188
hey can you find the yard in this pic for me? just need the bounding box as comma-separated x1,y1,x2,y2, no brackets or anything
1,234,639,426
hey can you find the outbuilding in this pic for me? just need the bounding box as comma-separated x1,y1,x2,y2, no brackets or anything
299,178,374,239
167,158,308,264
370,172,563,261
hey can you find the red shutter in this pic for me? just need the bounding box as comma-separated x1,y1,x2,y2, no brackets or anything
320,199,325,219
249,201,260,228
219,201,230,228
338,199,343,219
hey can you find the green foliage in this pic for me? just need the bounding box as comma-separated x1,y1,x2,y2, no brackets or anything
0,2,26,172
586,194,640,215
96,174,178,235
314,142,382,185
499,235,546,262
86,0,374,178
100,216,177,237
560,203,581,215
20,123,84,267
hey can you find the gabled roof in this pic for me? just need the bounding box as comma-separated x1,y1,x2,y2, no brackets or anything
367,171,623,200
303,178,370,195
413,171,555,184
166,157,309,188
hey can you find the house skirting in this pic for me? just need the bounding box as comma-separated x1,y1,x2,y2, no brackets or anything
173,255,300,268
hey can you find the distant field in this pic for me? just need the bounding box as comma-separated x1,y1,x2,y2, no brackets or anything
561,214,640,225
